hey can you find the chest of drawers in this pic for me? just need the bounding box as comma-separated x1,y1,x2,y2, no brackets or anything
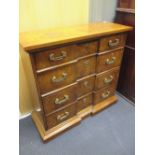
20,22,132,142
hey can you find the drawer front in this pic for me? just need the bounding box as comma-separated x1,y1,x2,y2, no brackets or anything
77,56,96,79
95,67,120,90
96,49,123,73
34,45,78,70
99,34,126,52
94,87,115,104
46,103,76,128
77,41,98,57
77,76,95,97
77,94,93,112
38,64,77,94
34,41,97,70
42,84,77,115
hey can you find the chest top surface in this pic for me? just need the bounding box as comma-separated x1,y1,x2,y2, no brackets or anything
19,22,132,52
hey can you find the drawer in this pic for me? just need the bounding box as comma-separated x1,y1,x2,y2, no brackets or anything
94,87,115,104
77,41,98,57
46,103,76,129
99,33,126,52
34,41,97,70
42,84,77,115
95,67,120,90
38,64,77,94
77,94,93,112
77,75,95,97
76,56,96,79
34,45,79,70
96,49,123,73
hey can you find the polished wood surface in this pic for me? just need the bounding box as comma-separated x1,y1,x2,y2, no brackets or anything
42,84,77,115
93,87,115,104
46,102,77,129
77,75,95,97
99,33,126,52
77,93,93,112
95,67,120,90
92,95,118,114
20,22,132,141
33,45,79,70
77,41,98,57
37,63,77,94
77,106,92,119
20,22,132,51
33,40,98,70
96,49,123,73
76,56,96,79
115,0,135,102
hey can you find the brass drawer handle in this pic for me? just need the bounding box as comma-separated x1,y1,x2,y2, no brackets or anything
49,51,67,61
108,39,120,47
102,91,110,99
55,95,69,105
105,57,116,65
104,75,113,84
52,72,67,83
57,112,69,121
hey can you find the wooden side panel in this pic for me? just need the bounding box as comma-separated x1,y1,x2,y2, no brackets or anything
19,46,40,111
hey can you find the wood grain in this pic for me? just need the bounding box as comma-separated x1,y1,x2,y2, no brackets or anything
77,75,95,97
99,33,126,52
42,83,77,115
77,93,93,112
96,49,123,73
20,22,132,51
37,63,77,94
92,95,118,114
76,56,96,79
33,40,98,70
93,87,115,104
46,102,77,129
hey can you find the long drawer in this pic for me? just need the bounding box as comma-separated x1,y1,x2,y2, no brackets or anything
33,41,97,70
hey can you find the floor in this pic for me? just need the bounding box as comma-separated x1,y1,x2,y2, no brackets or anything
19,95,135,155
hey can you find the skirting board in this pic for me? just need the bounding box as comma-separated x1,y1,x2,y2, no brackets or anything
19,108,41,120
19,112,31,120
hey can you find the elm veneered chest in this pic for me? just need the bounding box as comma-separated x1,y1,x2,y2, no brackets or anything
20,22,132,142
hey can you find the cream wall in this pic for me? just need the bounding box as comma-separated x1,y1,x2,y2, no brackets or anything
19,0,89,115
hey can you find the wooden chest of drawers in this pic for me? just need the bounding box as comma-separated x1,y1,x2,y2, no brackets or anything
20,22,132,142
